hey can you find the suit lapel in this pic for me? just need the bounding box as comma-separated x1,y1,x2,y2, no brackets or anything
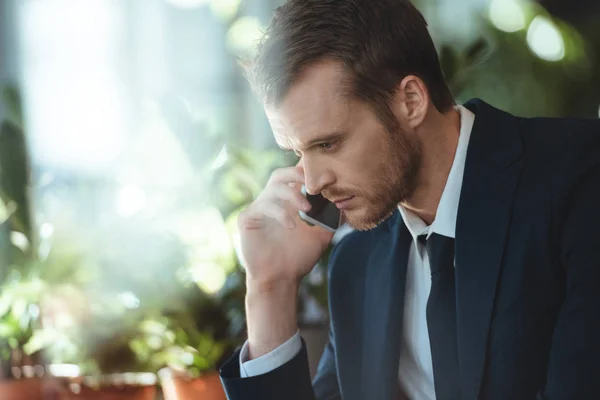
455,100,524,400
358,213,412,400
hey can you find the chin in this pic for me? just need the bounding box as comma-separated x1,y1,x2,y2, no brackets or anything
343,206,395,232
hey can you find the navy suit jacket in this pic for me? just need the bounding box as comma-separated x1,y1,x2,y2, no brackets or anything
219,99,600,400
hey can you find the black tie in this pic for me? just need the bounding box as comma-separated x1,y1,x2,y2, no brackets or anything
419,233,462,400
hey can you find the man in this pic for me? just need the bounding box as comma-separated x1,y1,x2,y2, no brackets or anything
219,0,600,399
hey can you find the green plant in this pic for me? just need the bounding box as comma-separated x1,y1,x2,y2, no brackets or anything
0,85,39,378
131,312,230,378
0,272,44,364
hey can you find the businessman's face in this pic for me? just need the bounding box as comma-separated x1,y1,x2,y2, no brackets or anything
268,61,422,231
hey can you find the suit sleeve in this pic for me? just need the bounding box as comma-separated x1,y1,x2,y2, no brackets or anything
539,153,600,399
239,332,302,377
312,327,342,400
220,332,342,400
220,337,317,400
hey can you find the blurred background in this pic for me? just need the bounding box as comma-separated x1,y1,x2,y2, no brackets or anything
0,0,598,399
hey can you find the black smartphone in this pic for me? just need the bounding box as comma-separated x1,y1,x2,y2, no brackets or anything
298,185,342,232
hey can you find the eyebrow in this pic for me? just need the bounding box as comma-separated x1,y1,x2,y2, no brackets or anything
279,131,346,151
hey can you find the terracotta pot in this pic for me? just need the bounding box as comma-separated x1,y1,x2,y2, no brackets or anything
160,372,226,400
60,384,157,400
0,377,65,400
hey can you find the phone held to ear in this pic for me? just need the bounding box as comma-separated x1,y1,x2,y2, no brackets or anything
298,185,342,232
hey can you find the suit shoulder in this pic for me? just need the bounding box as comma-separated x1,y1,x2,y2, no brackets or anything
518,116,600,219
518,116,600,150
517,116,600,178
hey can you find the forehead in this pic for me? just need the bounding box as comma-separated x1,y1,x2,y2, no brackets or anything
266,61,353,149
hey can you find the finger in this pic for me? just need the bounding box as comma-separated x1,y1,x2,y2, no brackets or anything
268,166,305,186
241,198,297,230
263,183,311,212
254,201,297,229
237,207,264,230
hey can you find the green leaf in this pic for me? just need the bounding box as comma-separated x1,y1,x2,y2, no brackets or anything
140,319,169,336
22,329,53,355
0,121,32,242
0,321,18,337
10,297,27,319
2,86,22,128
0,289,15,317
1,347,11,360
130,338,151,362
192,353,210,371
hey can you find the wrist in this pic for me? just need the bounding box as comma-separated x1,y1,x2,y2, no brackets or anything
245,278,299,359
246,276,299,298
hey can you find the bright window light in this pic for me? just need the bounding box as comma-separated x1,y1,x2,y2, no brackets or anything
19,0,128,175
210,146,228,170
165,0,210,9
116,185,147,217
118,291,141,309
190,261,227,294
526,16,565,62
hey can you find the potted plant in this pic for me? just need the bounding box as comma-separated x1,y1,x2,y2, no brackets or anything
0,84,160,400
0,271,54,399
136,310,231,400
0,236,161,399
34,225,239,400
0,85,59,399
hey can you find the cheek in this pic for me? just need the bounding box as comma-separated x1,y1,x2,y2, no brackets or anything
344,134,390,171
336,145,391,195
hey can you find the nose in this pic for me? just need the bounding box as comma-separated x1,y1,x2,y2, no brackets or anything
302,157,335,195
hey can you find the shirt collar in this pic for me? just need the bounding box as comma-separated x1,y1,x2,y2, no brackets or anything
398,105,475,241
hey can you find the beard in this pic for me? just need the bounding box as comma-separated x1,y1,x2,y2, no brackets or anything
331,126,422,231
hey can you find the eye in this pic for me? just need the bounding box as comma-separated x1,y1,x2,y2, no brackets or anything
318,142,333,151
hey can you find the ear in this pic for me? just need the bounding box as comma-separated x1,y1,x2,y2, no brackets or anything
391,75,429,129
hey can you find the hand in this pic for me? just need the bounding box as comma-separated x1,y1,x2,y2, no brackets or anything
238,164,335,287
238,164,334,358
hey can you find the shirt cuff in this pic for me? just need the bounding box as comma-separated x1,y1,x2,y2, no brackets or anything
238,330,302,377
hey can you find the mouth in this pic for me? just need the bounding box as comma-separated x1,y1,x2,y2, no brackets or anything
331,196,355,209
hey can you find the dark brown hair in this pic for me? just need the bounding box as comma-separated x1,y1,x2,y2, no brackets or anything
244,0,454,128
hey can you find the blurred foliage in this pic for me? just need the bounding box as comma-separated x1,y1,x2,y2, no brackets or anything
0,79,305,381
439,38,492,98
0,86,32,279
429,1,600,118
0,84,37,378
1,86,23,128
0,85,240,380
132,313,231,378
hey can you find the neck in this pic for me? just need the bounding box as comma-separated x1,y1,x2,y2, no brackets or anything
400,107,461,225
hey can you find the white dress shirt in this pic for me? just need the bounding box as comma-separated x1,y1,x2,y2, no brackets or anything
239,106,476,399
